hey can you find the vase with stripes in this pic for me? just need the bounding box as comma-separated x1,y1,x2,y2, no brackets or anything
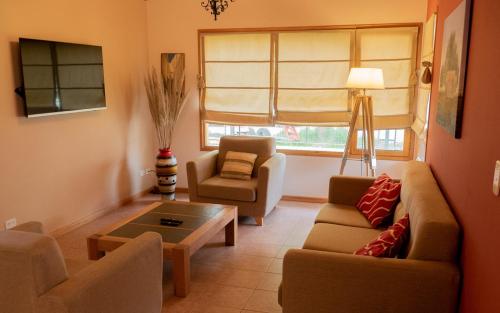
156,148,177,200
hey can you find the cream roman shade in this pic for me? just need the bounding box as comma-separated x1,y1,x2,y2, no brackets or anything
276,30,354,125
199,26,420,129
357,27,419,129
201,33,273,125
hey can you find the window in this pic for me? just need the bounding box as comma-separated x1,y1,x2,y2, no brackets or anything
206,123,349,152
199,25,420,159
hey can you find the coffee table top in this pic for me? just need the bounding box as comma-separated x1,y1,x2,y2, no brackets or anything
98,201,230,244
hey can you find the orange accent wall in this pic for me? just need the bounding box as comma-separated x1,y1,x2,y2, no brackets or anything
0,0,156,233
426,0,500,312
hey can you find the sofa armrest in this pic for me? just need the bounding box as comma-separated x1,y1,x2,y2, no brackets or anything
257,153,286,216
186,150,219,199
37,232,163,313
10,221,45,234
282,249,460,313
328,175,377,205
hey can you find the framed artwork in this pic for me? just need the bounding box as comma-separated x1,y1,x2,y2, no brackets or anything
436,0,472,138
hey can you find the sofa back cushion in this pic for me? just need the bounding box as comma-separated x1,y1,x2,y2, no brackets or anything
401,161,459,262
217,136,275,177
0,230,68,312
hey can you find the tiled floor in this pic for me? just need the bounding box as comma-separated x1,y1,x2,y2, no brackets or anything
56,193,321,313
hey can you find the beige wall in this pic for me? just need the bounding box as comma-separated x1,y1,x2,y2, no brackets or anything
146,0,427,197
0,0,155,232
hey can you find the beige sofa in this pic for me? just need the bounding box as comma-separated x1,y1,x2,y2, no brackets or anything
280,161,461,313
187,136,286,225
0,222,163,313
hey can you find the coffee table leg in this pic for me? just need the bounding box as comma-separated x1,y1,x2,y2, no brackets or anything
225,208,238,246
87,235,105,260
172,245,190,297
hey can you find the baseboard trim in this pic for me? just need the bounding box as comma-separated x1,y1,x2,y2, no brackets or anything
50,187,154,238
280,195,327,203
175,187,326,204
176,187,189,194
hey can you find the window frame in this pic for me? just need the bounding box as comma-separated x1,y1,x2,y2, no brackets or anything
198,23,422,160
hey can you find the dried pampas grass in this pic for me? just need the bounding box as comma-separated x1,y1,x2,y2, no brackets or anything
144,61,188,149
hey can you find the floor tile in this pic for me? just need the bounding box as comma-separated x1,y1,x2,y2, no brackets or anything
217,269,266,289
201,285,254,309
244,290,282,313
266,259,283,274
190,304,242,313
276,245,301,259
256,273,282,292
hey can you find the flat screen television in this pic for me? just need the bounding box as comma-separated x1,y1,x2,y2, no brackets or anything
18,38,106,117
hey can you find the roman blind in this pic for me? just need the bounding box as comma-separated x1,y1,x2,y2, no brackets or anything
200,33,273,125
357,27,419,129
199,25,419,128
275,30,354,125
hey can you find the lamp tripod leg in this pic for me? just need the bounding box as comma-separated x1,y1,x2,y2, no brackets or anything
340,96,362,175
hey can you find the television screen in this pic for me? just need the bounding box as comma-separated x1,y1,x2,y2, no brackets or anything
19,38,106,117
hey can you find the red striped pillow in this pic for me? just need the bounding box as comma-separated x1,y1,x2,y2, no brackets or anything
354,214,410,257
356,174,401,228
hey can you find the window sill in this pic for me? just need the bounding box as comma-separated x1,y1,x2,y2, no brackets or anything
201,145,412,161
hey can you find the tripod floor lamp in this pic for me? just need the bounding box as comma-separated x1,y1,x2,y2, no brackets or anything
340,68,385,177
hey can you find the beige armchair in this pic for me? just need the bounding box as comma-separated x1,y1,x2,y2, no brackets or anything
0,222,163,313
187,136,286,225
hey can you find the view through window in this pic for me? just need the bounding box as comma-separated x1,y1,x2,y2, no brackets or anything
206,123,406,153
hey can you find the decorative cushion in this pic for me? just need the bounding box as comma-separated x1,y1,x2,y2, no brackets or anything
356,174,401,228
220,151,258,180
354,214,410,257
217,136,275,177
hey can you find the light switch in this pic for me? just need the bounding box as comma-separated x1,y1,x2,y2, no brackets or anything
493,161,500,196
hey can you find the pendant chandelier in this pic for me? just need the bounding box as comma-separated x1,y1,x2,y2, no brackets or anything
201,0,235,21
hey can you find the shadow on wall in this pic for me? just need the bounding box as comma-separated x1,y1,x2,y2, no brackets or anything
113,76,136,202
10,41,25,118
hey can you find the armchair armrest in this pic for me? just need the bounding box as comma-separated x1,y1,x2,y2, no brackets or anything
257,153,286,216
328,176,377,205
186,150,219,199
10,221,44,234
37,232,163,313
282,249,459,313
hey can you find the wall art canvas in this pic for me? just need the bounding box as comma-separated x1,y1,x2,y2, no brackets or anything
437,0,472,138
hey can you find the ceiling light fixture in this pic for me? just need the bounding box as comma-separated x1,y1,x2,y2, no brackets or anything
201,0,235,21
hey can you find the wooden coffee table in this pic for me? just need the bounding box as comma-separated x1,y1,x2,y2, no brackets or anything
86,201,237,297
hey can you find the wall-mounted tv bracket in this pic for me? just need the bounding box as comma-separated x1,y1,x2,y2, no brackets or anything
15,86,26,100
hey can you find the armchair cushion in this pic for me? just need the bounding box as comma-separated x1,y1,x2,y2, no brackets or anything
198,175,258,202
217,136,275,177
315,203,374,229
303,223,382,254
220,151,258,180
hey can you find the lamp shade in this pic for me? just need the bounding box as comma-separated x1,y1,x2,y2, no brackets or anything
345,68,385,89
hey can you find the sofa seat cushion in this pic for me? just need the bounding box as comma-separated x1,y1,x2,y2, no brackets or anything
315,203,374,229
303,223,382,254
198,175,258,202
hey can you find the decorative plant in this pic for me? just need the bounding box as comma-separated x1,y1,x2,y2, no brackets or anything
144,58,188,150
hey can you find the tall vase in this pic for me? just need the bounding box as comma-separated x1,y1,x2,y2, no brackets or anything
156,148,177,200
